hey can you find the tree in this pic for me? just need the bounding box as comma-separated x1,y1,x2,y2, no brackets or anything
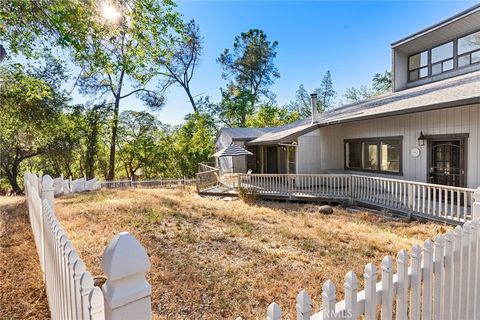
117,110,158,180
246,104,300,127
315,71,336,111
160,20,203,112
287,84,311,118
207,84,256,127
0,60,68,194
342,70,392,105
217,29,279,108
343,85,374,104
173,113,215,177
372,70,392,94
1,0,185,180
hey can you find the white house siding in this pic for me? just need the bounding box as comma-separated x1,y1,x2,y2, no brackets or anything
296,130,322,174
215,134,247,173
295,103,480,188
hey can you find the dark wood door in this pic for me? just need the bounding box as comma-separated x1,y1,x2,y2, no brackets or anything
246,146,258,173
266,147,278,174
429,140,465,187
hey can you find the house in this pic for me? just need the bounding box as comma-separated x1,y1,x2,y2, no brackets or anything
215,4,480,189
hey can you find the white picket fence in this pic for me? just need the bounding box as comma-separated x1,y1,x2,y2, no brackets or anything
99,177,195,189
49,174,101,196
263,187,480,320
24,172,152,320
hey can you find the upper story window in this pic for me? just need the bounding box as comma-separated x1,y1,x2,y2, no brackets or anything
431,41,454,75
408,30,480,82
408,51,429,81
458,30,480,67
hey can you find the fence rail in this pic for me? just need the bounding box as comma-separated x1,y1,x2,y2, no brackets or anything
238,173,476,224
99,178,195,189
264,191,480,320
24,172,152,319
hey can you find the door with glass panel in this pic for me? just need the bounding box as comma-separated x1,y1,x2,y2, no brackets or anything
429,139,465,187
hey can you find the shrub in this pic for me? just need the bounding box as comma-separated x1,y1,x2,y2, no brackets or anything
238,187,258,204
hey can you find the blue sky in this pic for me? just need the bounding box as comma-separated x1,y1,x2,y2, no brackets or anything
69,0,478,124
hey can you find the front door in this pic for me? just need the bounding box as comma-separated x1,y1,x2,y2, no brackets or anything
265,147,278,173
429,139,465,187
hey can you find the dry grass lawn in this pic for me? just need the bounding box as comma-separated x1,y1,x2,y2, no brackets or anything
54,187,451,319
0,197,49,320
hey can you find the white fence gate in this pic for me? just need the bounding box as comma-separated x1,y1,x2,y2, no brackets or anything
264,187,480,320
24,172,152,320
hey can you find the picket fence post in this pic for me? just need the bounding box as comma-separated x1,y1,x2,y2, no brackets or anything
267,302,282,320
102,232,152,320
41,175,55,210
296,290,312,320
473,187,480,220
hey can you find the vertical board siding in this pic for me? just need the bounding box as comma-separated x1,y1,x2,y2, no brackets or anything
299,104,480,188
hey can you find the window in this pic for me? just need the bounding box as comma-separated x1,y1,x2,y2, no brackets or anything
458,31,480,55
380,140,401,172
363,142,378,170
345,137,402,174
345,141,362,169
407,29,480,82
408,51,429,81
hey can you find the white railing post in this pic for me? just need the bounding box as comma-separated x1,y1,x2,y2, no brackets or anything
322,280,336,320
473,187,480,220
102,232,151,320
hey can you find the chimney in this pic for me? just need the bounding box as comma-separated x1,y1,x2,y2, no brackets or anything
310,93,319,125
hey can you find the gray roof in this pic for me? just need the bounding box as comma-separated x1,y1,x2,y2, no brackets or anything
247,70,480,145
218,127,277,141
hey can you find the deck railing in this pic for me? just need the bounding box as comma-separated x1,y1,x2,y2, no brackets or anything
238,173,476,224
196,167,221,192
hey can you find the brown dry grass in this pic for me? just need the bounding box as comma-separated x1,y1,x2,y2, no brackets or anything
55,187,451,319
0,197,49,320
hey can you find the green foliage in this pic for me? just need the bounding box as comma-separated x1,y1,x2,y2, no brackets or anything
288,71,337,118
173,113,216,177
246,104,300,128
0,60,68,194
315,71,336,111
217,29,279,106
342,70,392,105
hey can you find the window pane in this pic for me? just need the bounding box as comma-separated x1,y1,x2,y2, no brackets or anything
442,59,453,71
458,54,471,67
458,31,480,55
409,51,428,70
381,141,401,172
472,51,480,64
363,142,378,170
419,67,428,78
409,70,419,81
432,62,442,75
346,142,361,168
431,41,453,63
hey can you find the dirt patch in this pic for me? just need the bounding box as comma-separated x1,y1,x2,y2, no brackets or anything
0,197,49,319
55,187,451,319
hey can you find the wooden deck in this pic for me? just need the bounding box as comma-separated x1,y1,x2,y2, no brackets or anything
196,172,477,225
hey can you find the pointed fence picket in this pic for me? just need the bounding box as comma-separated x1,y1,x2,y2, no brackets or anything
259,187,480,319
24,172,152,320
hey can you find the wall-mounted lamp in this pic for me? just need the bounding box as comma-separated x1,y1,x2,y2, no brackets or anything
418,131,426,146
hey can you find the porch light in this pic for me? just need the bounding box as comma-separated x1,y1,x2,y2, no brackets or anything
418,131,426,146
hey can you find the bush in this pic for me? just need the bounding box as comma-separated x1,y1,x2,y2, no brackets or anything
238,187,258,204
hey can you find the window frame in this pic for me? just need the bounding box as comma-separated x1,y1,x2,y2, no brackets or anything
407,28,480,83
344,136,403,176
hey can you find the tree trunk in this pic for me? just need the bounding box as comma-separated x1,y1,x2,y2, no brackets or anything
184,85,197,112
108,97,121,180
3,163,23,195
